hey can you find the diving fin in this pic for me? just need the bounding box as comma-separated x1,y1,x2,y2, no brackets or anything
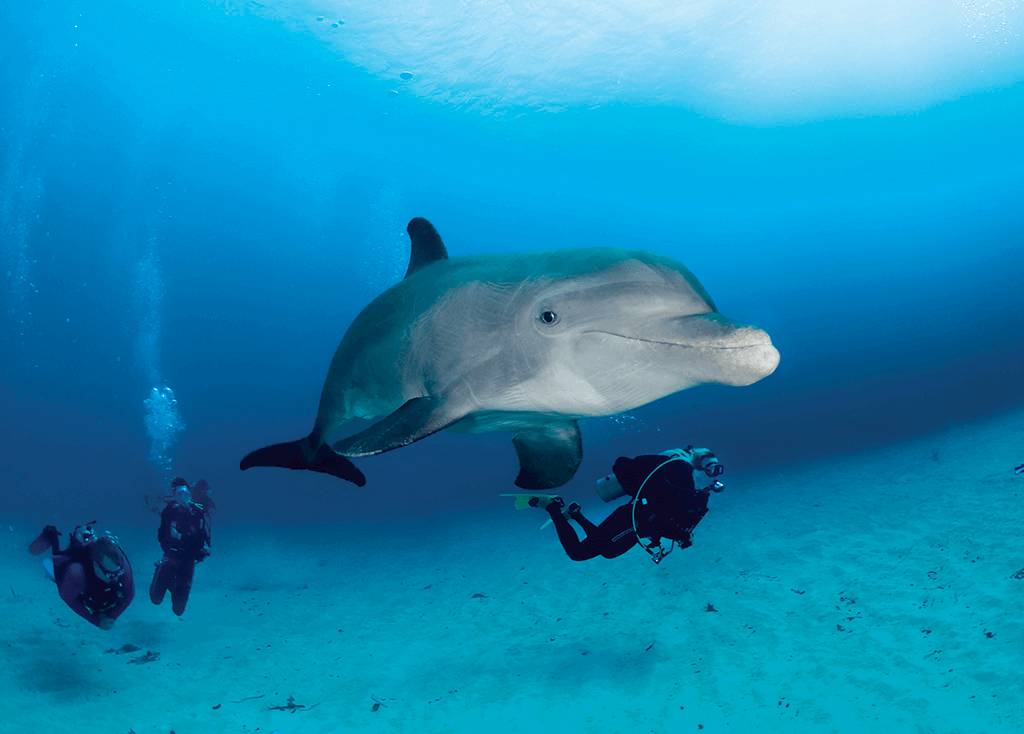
500,493,563,510
29,525,59,555
499,493,562,529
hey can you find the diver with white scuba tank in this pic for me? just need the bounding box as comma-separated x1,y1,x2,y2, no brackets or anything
506,446,724,564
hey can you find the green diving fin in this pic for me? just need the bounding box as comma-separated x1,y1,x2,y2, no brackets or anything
500,493,562,510
499,493,561,529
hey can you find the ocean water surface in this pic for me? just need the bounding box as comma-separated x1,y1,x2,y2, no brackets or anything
2,2,1023,733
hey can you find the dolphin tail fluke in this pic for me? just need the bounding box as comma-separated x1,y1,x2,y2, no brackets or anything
240,437,366,487
512,421,583,489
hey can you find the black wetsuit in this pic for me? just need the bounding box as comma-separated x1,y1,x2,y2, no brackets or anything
150,501,210,616
543,454,710,561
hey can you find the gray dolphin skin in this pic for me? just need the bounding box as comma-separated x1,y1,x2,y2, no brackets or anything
240,217,780,489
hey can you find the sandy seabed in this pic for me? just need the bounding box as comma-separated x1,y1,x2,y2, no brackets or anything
2,408,1023,734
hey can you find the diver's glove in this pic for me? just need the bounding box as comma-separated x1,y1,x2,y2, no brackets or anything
563,502,583,521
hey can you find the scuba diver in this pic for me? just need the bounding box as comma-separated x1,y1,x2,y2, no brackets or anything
150,478,211,616
189,478,217,512
505,447,724,564
28,521,135,629
1014,462,1024,476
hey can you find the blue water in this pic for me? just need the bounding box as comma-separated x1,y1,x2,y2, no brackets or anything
3,2,1023,527
3,3,1024,732
0,4,1022,550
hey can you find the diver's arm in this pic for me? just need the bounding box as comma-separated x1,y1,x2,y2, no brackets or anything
199,511,212,558
569,507,599,535
106,569,135,622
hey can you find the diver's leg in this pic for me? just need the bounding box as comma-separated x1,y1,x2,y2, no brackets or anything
170,560,195,616
544,505,601,561
596,505,640,559
150,557,172,605
568,505,599,536
57,562,95,624
51,554,72,585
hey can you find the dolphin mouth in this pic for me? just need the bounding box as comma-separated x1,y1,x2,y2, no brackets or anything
585,330,772,350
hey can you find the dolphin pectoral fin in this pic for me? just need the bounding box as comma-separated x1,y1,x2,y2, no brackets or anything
240,437,367,487
512,421,583,489
332,396,459,458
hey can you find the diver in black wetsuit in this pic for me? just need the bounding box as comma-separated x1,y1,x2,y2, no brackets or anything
529,447,724,563
28,522,135,629
150,479,210,616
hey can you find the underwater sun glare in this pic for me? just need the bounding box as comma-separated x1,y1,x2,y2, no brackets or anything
230,0,1024,122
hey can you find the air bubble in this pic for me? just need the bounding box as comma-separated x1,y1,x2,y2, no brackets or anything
144,386,186,473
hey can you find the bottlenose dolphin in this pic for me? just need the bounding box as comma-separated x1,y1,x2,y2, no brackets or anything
240,217,779,489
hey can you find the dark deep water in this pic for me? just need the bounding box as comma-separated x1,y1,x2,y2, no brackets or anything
2,1,1023,530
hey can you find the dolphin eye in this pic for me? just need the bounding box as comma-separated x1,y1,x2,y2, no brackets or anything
539,310,558,325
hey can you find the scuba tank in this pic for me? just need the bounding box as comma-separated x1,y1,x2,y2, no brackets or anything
596,448,695,503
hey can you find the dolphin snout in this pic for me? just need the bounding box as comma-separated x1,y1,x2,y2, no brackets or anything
672,314,779,385
722,324,773,348
672,313,771,349
742,342,781,380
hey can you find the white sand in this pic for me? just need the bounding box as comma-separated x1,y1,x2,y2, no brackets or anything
2,408,1023,734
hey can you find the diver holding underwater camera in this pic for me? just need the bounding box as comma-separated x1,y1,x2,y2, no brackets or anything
506,446,724,563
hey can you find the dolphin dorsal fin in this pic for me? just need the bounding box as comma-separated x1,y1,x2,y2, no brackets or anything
405,217,449,278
